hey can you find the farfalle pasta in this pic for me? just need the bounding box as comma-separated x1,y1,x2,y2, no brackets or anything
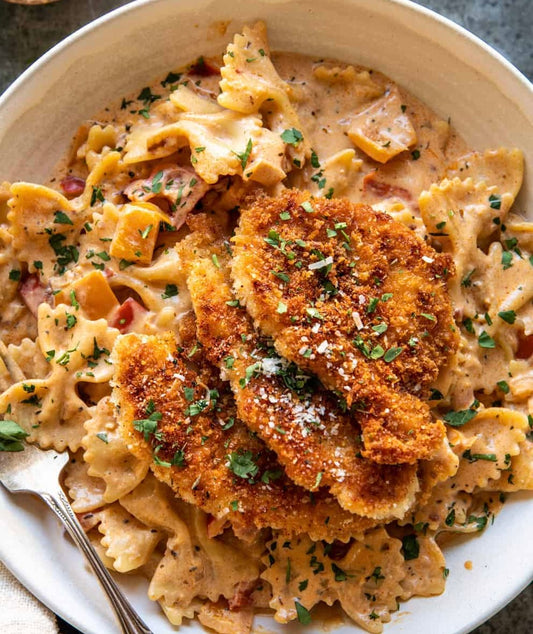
0,21,531,634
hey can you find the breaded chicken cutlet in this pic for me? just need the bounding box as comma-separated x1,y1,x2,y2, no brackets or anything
176,224,419,520
232,190,459,465
112,332,378,542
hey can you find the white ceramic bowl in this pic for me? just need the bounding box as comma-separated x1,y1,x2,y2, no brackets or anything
0,1,532,633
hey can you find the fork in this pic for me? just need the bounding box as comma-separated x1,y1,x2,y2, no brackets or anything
0,343,152,634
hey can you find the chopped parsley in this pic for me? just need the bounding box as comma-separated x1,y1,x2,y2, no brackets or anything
90,186,104,206
133,402,163,442
280,128,304,147
294,601,312,625
498,310,516,324
150,171,164,194
227,450,258,480
234,138,253,170
478,331,496,349
53,210,73,225
161,284,178,299
497,380,510,394
488,194,501,210
462,450,497,463
444,405,478,427
0,420,29,452
383,346,403,362
401,534,420,560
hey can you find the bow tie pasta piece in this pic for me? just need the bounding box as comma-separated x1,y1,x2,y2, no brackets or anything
261,528,405,633
82,396,150,503
63,451,107,513
119,475,262,612
486,438,533,492
397,533,446,601
445,147,524,214
420,177,521,309
8,183,88,278
170,84,223,114
217,22,311,166
484,241,533,330
76,124,117,159
96,502,163,573
0,304,118,451
7,337,50,380
124,111,286,186
197,602,254,634
410,407,528,531
446,408,528,492
348,85,417,164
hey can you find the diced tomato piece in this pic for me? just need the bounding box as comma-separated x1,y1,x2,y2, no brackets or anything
108,297,147,333
19,274,50,317
517,333,533,359
362,172,412,201
228,580,257,611
60,175,86,197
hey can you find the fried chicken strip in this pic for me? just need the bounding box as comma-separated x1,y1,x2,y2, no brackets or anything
231,191,458,464
177,219,419,520
112,332,376,542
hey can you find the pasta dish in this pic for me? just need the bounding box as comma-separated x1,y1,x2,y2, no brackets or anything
0,21,531,633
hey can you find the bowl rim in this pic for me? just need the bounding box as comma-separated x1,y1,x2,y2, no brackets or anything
0,0,531,110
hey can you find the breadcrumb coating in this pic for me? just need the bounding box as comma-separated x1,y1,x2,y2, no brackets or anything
231,190,458,464
177,224,419,520
113,332,377,542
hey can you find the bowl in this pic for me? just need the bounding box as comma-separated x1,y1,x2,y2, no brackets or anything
0,1,532,633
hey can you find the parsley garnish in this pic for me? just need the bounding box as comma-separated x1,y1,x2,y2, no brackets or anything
281,128,303,147
462,450,497,463
234,138,253,170
0,420,29,452
488,194,501,210
498,310,516,324
53,211,73,225
461,269,476,287
150,171,164,194
161,284,178,299
478,331,496,349
444,406,478,427
227,450,258,480
295,601,311,625
133,403,163,442
383,346,403,362
401,534,420,560
90,186,104,206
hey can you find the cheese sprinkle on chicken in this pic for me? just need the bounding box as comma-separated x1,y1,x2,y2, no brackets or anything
232,190,459,465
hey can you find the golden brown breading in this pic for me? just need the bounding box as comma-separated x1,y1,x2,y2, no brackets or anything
112,332,377,542
177,225,419,521
231,190,458,465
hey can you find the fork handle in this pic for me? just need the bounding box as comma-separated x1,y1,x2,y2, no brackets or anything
41,488,152,634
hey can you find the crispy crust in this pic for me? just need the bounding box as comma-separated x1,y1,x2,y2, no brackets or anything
112,332,377,542
179,229,419,520
232,190,458,464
